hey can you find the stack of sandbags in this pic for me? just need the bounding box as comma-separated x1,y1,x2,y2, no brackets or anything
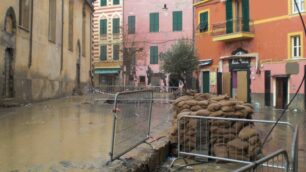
169,93,262,161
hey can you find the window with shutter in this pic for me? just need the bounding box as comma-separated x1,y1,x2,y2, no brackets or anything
150,46,158,64
226,0,233,33
113,45,120,60
173,11,182,31
100,19,107,35
113,0,119,5
128,16,136,34
242,0,250,32
150,13,159,32
113,18,120,34
101,0,107,6
199,12,208,32
100,45,107,60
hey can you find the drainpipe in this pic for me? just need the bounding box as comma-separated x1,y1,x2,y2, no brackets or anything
90,6,94,86
60,0,64,72
28,0,34,68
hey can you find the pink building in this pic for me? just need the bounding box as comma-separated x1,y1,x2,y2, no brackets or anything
123,0,194,86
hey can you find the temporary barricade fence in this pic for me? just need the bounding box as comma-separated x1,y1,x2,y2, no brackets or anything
108,90,153,163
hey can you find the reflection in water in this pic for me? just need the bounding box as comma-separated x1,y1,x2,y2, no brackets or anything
0,95,172,171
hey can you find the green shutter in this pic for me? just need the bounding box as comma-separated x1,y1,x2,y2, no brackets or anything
113,45,119,60
113,0,119,5
150,13,159,32
242,0,250,32
173,11,182,31
100,19,107,35
128,16,135,34
226,0,233,33
101,0,107,6
200,12,208,32
100,46,107,60
113,18,120,34
150,46,158,64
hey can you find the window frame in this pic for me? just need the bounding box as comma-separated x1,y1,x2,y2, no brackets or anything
150,46,159,64
100,19,107,35
173,11,183,31
113,18,120,34
100,45,107,61
291,0,305,14
198,9,209,33
19,0,31,31
101,0,107,6
113,44,120,60
128,16,136,34
113,0,120,5
150,13,159,32
288,32,304,59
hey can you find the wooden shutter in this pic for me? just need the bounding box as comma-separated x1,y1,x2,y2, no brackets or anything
128,16,135,34
222,72,231,96
242,0,250,32
101,0,107,6
155,13,159,32
113,45,119,60
226,0,233,33
200,12,208,32
173,11,182,31
150,46,158,64
100,46,107,60
113,0,119,5
150,13,159,32
237,71,248,102
100,19,107,35
113,18,120,34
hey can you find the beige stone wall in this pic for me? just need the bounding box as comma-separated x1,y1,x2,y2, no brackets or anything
0,0,93,102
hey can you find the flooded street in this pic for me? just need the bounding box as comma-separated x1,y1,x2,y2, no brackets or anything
0,95,172,172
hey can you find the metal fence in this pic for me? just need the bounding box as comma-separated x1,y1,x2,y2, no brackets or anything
108,90,153,162
171,115,298,171
234,149,290,172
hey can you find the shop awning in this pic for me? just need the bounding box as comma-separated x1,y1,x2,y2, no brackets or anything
198,59,212,67
94,68,120,74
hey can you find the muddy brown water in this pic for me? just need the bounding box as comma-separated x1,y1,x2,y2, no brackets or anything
0,95,173,172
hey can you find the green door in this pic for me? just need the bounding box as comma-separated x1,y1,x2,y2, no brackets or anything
202,71,210,93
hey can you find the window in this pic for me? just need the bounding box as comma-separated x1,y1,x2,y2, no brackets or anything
100,45,107,60
292,0,305,14
150,46,158,64
173,11,182,31
68,0,74,51
19,0,31,30
82,11,86,56
100,19,107,35
199,12,208,32
49,0,56,42
101,0,107,6
113,45,120,60
290,35,302,58
113,0,119,5
128,16,135,34
113,18,120,34
150,13,159,32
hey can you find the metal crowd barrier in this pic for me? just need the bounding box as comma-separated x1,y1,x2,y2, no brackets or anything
234,149,290,172
171,115,298,171
108,90,153,163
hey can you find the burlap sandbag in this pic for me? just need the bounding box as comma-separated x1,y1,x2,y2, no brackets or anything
248,135,260,145
219,100,237,106
221,105,235,112
239,126,258,140
210,110,224,117
174,96,193,105
191,105,202,111
195,109,210,116
213,143,228,158
181,104,190,110
228,138,249,150
185,100,198,106
210,120,232,128
211,95,229,101
197,100,209,106
207,103,222,111
177,101,186,107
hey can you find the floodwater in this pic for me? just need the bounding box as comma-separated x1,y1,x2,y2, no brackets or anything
0,95,173,172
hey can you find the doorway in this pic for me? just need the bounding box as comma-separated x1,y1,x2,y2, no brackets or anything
202,71,210,93
275,77,288,109
3,48,14,98
264,71,271,106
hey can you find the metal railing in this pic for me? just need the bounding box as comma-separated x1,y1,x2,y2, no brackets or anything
211,17,255,37
234,149,290,172
108,90,153,163
171,115,298,171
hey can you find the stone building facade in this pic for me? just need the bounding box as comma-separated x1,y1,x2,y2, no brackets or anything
0,0,94,103
92,0,123,86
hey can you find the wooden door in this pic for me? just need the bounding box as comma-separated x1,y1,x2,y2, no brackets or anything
202,71,210,93
237,71,248,102
222,72,231,96
264,71,271,106
276,78,288,109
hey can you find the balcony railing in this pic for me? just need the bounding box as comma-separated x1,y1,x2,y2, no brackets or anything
211,17,255,41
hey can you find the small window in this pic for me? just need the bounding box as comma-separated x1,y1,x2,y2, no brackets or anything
128,16,136,34
19,0,31,30
292,0,305,14
113,45,120,60
113,18,120,34
291,35,302,58
101,0,107,6
199,12,208,32
49,0,56,42
100,19,107,35
150,13,159,32
100,45,107,60
173,11,183,31
113,0,120,5
150,46,158,64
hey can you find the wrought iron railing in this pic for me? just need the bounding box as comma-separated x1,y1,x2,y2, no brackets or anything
211,17,254,37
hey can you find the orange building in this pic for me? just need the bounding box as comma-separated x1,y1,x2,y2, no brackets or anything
194,0,306,110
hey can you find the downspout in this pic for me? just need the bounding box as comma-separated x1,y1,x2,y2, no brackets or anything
60,0,64,72
90,6,94,86
28,0,34,68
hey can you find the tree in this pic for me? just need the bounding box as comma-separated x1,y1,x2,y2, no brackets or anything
161,38,198,91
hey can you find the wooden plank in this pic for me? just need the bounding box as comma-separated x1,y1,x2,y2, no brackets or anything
237,71,248,102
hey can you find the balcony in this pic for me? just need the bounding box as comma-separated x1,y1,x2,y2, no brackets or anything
211,18,255,42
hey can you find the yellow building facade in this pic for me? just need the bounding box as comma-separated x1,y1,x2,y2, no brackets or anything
0,0,94,103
